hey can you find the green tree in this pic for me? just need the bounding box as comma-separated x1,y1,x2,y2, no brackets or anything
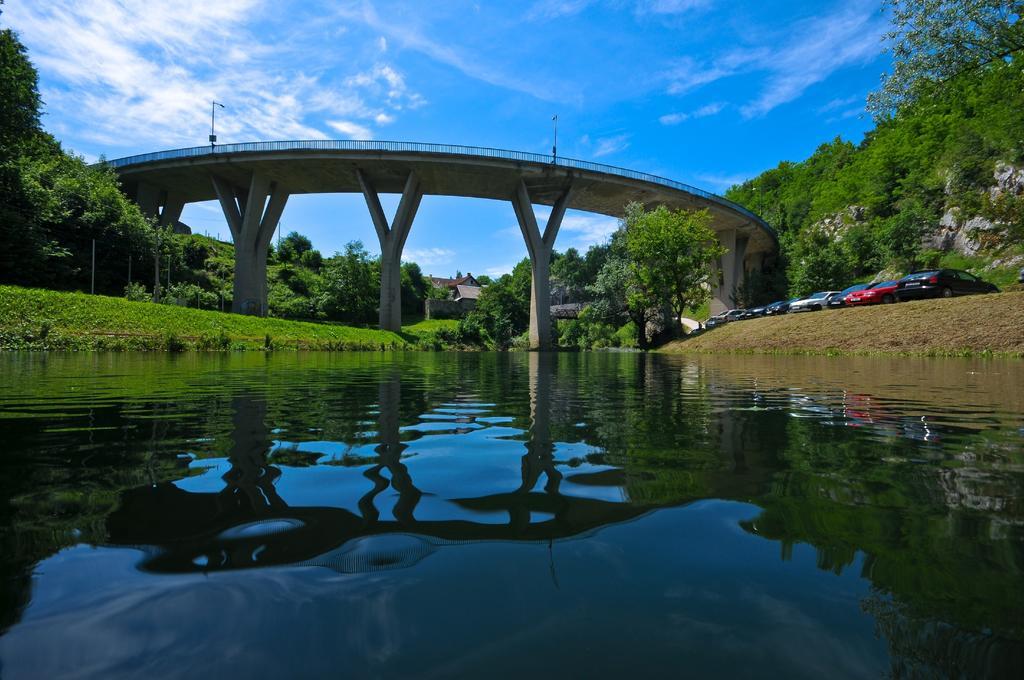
551,247,587,301
879,200,930,270
0,15,41,155
587,243,660,349
460,258,531,349
400,261,429,316
623,203,726,334
316,241,378,322
786,229,853,296
277,231,313,263
869,0,1024,115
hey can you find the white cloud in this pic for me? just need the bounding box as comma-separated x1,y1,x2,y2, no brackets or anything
345,64,426,111
659,101,725,125
533,0,711,19
337,2,579,104
662,1,885,117
403,247,456,266
526,0,596,20
559,214,619,248
484,263,518,277
692,172,754,192
592,134,630,158
694,102,726,117
636,0,714,15
531,208,619,249
327,120,373,139
739,5,885,118
817,95,861,113
4,1,421,151
664,49,767,95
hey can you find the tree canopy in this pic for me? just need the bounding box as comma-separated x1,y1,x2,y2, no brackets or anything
869,0,1024,115
624,204,724,324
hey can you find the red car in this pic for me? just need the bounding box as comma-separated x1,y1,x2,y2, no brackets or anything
844,280,899,306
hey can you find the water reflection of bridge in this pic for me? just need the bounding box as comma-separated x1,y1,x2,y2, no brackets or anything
105,354,664,573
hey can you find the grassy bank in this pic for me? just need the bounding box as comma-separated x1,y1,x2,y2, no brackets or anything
662,291,1024,357
0,286,428,351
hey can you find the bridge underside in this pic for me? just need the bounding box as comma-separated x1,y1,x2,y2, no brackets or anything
115,147,776,346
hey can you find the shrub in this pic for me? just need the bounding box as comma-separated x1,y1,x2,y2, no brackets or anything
123,281,150,302
163,331,186,352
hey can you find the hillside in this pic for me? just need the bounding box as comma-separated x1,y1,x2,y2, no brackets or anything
0,286,456,351
724,60,1024,306
662,292,1024,357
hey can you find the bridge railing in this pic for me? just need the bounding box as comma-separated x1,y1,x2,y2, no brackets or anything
105,139,771,234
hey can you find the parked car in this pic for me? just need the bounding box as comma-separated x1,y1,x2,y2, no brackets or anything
895,269,999,301
789,291,842,312
705,313,728,329
745,305,767,318
765,298,799,315
724,309,746,322
845,280,900,306
828,283,872,309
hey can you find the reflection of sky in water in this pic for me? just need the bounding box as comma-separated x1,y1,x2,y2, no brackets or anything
0,353,1022,677
0,500,891,679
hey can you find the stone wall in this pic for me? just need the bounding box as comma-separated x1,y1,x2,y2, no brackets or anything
425,298,476,319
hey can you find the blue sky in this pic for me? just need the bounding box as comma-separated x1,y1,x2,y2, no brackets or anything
5,0,890,277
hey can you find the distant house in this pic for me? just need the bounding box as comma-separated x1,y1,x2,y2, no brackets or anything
425,272,484,319
429,273,482,291
454,284,481,302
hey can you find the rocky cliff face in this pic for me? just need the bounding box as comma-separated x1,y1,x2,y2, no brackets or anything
924,161,1023,255
814,206,866,241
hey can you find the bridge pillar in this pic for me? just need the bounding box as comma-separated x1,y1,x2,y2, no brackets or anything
511,180,573,350
709,230,754,314
710,228,737,315
134,182,185,228
357,170,423,332
212,173,288,316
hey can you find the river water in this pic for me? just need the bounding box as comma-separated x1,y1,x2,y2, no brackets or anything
0,352,1021,678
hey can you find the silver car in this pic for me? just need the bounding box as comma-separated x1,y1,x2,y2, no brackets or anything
789,291,842,312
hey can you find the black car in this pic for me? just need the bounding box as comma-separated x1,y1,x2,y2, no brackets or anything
827,283,872,309
765,298,799,315
895,269,999,301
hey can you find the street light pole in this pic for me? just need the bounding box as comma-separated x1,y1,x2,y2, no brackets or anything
210,101,225,149
552,114,558,163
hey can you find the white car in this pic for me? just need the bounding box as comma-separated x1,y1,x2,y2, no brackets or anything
789,291,842,312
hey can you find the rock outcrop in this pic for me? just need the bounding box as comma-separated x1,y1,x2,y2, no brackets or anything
991,161,1024,199
815,206,866,240
923,162,1022,256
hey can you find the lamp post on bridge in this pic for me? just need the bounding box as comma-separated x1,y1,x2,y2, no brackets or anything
552,114,558,164
210,101,225,150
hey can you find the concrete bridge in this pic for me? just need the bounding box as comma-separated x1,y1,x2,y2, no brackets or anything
107,140,777,348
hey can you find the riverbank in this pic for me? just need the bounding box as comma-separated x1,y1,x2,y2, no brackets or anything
661,291,1024,357
0,286,459,351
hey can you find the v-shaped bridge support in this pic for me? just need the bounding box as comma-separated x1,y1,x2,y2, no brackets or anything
212,173,289,316
511,179,573,350
358,170,423,332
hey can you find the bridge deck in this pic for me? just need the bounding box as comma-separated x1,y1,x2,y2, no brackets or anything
108,140,776,252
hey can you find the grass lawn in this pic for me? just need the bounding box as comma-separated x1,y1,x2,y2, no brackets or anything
662,291,1024,357
0,286,411,351
402,318,460,335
